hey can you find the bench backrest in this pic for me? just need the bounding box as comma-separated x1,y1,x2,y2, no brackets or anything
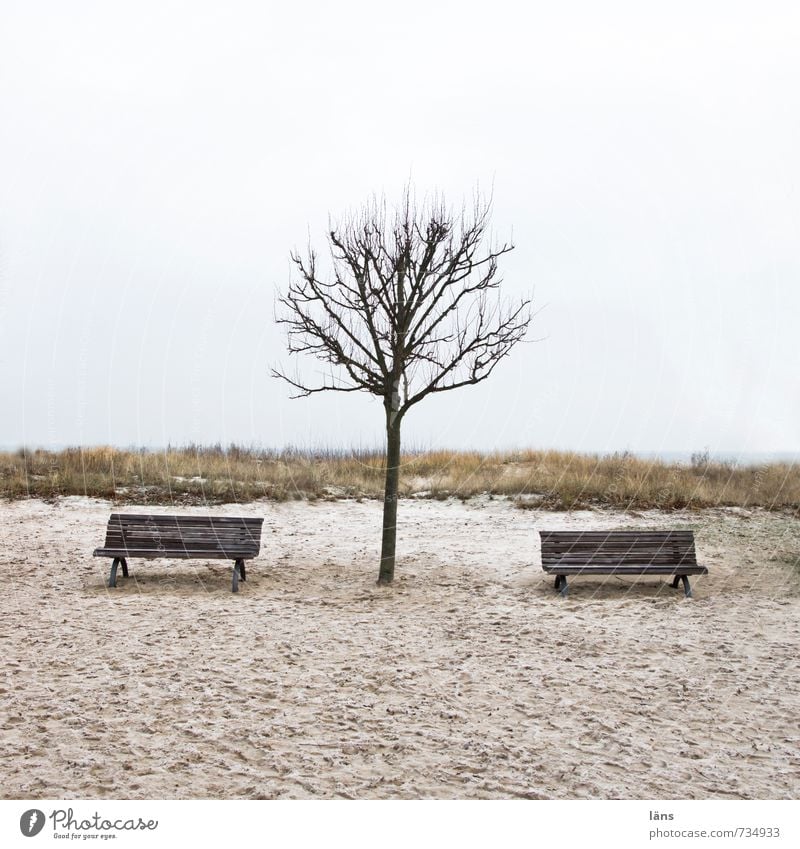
104,514,263,557
540,530,697,569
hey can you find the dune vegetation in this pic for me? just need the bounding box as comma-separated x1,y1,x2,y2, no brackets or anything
0,445,797,511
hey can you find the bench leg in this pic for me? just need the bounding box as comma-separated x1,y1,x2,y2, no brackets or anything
670,575,693,597
232,559,244,593
554,575,568,597
108,558,120,588
239,560,246,582
120,557,129,578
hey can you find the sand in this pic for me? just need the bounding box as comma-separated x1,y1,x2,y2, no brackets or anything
1,496,798,799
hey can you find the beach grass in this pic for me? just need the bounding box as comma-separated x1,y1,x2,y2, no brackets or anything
0,445,797,511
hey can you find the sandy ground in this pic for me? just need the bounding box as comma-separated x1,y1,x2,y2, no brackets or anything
1,496,799,800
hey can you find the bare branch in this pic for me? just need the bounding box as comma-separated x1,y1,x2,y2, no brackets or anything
273,185,532,420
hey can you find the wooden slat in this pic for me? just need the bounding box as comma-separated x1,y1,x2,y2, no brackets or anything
542,544,694,548
110,514,263,525
103,532,260,541
542,549,696,556
541,539,695,546
107,523,257,527
540,543,695,548
94,547,258,560
541,555,697,563
541,565,709,575
540,531,693,538
542,556,697,563
539,529,694,539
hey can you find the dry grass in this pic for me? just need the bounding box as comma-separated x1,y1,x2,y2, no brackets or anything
0,445,798,512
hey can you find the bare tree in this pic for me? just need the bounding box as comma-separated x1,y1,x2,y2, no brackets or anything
273,188,532,584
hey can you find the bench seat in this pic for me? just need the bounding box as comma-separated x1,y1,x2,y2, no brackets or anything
93,514,264,592
540,530,707,597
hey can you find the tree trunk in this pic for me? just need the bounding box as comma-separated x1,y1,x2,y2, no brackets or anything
378,415,402,584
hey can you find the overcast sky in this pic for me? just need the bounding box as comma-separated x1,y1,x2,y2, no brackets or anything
1,1,797,454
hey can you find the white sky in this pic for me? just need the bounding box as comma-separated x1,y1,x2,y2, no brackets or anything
1,0,798,453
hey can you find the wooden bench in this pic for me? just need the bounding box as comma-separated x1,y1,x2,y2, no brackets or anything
94,514,264,592
539,530,707,597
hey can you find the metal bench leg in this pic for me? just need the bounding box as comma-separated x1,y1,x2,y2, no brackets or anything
680,575,692,598
670,575,681,589
555,575,568,597
232,560,243,593
239,560,246,582
109,558,120,588
120,557,129,578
